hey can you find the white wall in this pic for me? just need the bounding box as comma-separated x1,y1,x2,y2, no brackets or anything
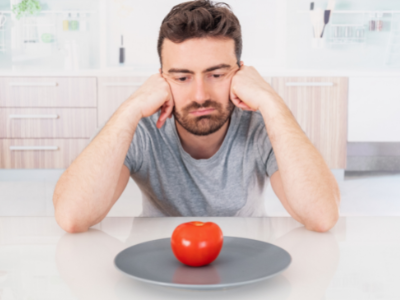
104,0,287,71
104,0,400,71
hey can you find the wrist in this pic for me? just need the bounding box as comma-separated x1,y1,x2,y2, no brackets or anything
258,91,287,121
258,90,275,115
111,97,143,128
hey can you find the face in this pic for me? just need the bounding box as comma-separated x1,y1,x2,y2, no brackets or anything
161,37,239,136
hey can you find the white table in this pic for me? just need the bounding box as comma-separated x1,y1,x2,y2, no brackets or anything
0,216,399,300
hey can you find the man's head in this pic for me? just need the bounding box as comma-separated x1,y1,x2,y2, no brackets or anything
157,0,242,136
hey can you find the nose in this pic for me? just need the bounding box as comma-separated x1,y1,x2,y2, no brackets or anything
192,77,209,105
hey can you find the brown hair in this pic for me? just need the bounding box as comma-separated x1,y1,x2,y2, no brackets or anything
157,0,242,67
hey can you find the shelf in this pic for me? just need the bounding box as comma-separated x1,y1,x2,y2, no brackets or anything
0,10,96,14
298,10,400,14
330,24,364,27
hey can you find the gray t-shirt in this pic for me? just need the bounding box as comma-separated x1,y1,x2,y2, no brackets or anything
124,107,278,217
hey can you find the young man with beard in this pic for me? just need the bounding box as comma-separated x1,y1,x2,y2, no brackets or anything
53,0,340,233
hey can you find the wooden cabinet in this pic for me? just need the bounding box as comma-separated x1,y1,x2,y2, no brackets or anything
0,74,348,169
0,77,97,169
272,77,348,169
98,76,147,125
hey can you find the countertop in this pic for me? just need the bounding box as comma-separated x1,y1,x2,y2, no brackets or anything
0,68,400,77
0,216,399,300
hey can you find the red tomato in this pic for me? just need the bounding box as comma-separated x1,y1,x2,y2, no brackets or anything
171,221,223,267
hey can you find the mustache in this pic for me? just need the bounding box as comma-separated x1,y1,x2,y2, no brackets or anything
182,100,222,113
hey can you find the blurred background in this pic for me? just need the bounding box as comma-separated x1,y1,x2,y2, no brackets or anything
0,0,399,217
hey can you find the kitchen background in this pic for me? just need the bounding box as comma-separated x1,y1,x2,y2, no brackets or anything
0,0,399,217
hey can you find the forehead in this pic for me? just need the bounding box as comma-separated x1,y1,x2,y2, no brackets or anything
161,37,236,71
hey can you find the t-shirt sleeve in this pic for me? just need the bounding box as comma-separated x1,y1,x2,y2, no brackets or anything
256,123,279,177
265,148,279,177
124,123,147,174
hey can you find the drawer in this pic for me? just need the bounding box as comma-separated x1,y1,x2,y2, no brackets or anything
0,108,97,138
98,76,147,125
0,77,97,107
0,139,89,169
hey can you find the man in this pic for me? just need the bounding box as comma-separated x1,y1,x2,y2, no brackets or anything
53,0,340,233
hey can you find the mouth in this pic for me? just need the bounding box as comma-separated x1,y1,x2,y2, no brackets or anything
190,108,215,116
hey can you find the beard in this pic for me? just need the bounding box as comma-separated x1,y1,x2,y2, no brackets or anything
173,99,235,136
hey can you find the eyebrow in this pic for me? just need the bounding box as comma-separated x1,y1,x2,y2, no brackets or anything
167,63,231,74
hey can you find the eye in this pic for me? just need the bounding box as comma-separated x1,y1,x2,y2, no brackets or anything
177,77,187,82
210,73,225,79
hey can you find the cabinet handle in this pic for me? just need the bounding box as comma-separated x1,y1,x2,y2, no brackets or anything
9,82,58,87
285,82,334,87
9,114,59,119
103,83,143,87
9,146,59,151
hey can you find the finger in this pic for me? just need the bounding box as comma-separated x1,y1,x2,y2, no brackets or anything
164,83,175,119
231,97,255,111
240,102,255,111
230,86,239,105
157,97,174,128
230,91,243,107
236,102,252,110
157,104,169,128
165,97,174,119
156,80,175,127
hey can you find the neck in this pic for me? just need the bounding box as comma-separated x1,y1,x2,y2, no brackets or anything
175,118,230,160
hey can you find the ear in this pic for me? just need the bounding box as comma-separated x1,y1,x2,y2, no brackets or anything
240,61,244,67
159,68,162,75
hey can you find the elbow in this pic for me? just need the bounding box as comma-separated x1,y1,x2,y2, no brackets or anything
306,198,341,233
306,210,340,233
55,211,89,234
306,219,337,233
309,184,341,233
60,220,89,234
53,195,89,234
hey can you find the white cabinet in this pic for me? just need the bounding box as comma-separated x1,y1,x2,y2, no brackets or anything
348,77,400,142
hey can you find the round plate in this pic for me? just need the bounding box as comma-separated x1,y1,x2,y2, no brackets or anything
114,236,291,290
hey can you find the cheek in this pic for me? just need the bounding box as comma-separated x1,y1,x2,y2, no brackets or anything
169,84,190,111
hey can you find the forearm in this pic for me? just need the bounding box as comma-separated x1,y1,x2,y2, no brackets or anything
260,94,340,231
53,100,141,232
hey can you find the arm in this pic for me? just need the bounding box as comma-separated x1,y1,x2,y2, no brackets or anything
53,74,174,233
230,65,340,232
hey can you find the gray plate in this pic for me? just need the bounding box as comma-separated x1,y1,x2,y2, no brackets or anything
114,236,291,290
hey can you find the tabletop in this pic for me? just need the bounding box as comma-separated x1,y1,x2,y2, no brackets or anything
0,216,399,300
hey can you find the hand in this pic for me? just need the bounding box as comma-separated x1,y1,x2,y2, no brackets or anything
128,73,174,128
230,65,277,112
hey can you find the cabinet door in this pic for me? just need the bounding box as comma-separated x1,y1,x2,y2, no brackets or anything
0,108,97,138
97,77,148,126
348,77,400,142
0,77,97,107
272,77,348,169
0,139,89,169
